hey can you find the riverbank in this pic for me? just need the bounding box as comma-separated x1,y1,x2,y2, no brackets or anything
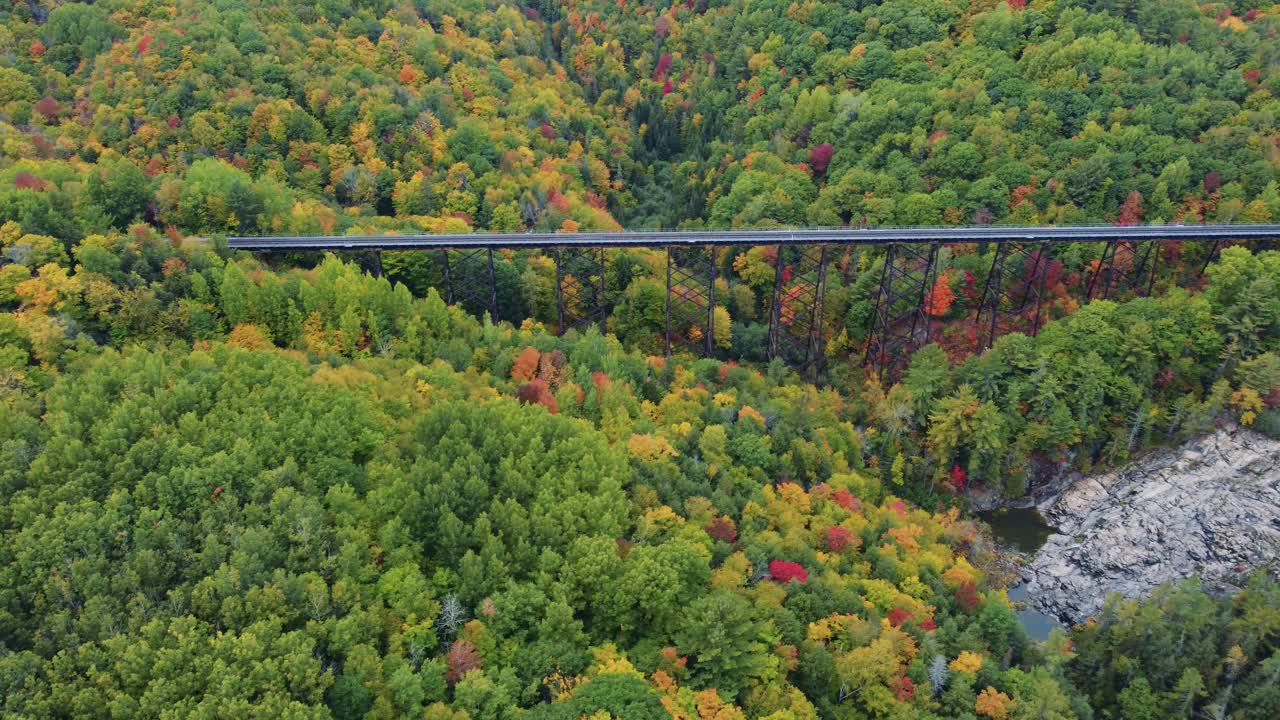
1017,425,1280,624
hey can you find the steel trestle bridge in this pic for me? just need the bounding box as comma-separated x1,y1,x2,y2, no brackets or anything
230,224,1280,378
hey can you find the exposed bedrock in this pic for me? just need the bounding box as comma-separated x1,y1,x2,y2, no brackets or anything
1019,426,1280,624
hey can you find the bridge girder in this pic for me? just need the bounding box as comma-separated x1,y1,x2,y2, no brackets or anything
228,224,1280,251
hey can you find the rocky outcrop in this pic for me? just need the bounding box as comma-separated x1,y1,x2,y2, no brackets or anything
1021,426,1280,624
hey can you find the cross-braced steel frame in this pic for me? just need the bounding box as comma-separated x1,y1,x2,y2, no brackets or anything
665,245,717,357
865,242,940,378
440,248,498,320
973,242,1051,352
555,247,608,334
1087,240,1158,301
767,244,829,378
231,225,1280,376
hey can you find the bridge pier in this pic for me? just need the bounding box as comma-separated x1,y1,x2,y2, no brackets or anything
865,242,940,379
973,242,1050,352
1087,240,1158,301
1201,239,1225,275
767,244,829,379
555,247,608,335
441,248,499,321
665,245,717,357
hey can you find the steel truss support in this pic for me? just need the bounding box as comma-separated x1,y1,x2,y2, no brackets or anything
665,245,717,357
1201,238,1226,276
973,242,1050,352
440,248,498,320
767,244,829,378
1087,240,1158,301
865,242,940,378
1199,237,1280,278
555,246,608,335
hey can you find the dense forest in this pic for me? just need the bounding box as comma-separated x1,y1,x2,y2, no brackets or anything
1,0,1280,719
3,0,1280,360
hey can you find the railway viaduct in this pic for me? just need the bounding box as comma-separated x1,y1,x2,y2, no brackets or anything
230,225,1280,377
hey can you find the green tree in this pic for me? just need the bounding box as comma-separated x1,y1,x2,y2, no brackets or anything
86,159,153,230
675,590,780,699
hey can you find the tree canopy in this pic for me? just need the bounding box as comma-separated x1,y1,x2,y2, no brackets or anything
1,0,1279,718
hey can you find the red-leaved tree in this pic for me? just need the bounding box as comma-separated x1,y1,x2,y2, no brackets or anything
1116,191,1143,226
511,347,540,381
1204,170,1222,194
446,640,482,685
653,52,673,80
955,580,981,614
832,488,861,512
769,560,808,584
591,370,611,395
33,96,59,121
826,526,853,552
924,271,956,317
887,607,912,627
705,516,737,543
516,380,559,414
13,172,43,191
808,144,835,174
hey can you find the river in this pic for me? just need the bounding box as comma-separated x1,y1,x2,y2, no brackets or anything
977,507,1066,642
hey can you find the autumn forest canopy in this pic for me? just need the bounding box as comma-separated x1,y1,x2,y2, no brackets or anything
1,0,1280,719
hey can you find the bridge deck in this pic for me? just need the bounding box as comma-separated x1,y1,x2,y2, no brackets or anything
228,224,1280,250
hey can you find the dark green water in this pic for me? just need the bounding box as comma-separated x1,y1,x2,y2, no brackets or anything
978,507,1055,554
977,507,1065,642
